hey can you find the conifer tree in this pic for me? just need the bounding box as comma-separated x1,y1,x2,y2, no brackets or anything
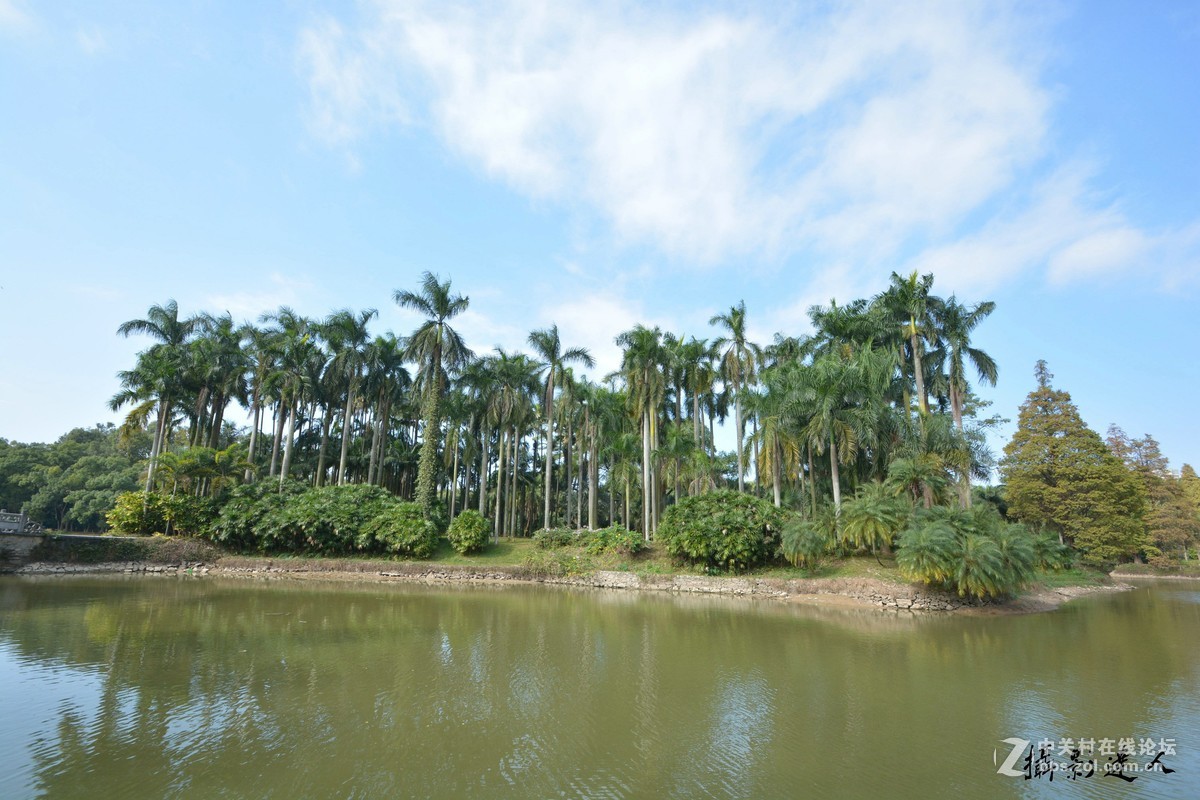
1001,361,1148,566
1108,428,1199,562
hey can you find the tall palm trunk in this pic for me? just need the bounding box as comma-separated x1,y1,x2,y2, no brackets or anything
337,387,356,485
543,385,554,530
588,431,597,530
449,432,460,521
508,427,519,536
577,429,585,529
208,393,226,449
624,474,631,531
734,388,745,492
641,413,651,540
910,326,928,416
269,402,284,478
772,442,781,508
246,403,261,482
493,428,506,539
564,416,573,528
315,408,333,486
280,398,297,486
751,416,760,497
649,415,659,537
145,400,169,493
829,437,842,513
479,428,490,516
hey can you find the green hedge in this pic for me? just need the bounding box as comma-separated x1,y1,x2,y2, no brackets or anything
201,482,437,559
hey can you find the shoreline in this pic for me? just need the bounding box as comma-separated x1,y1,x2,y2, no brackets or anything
10,556,1134,615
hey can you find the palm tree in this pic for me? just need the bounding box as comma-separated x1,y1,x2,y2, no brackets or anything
840,482,908,561
114,301,202,493
192,313,247,450
259,307,317,486
750,366,801,507
680,337,716,454
800,348,893,513
929,295,997,507
483,349,539,538
710,301,761,493
240,323,277,481
394,273,473,518
362,333,408,487
878,272,940,417
324,308,378,485
528,324,594,530
616,325,666,539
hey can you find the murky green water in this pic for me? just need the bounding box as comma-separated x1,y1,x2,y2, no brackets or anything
1,576,1197,799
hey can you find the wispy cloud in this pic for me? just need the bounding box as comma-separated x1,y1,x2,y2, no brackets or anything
205,272,315,321
0,0,33,35
75,26,108,56
297,0,1199,290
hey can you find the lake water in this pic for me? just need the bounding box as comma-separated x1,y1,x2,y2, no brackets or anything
1,575,1197,799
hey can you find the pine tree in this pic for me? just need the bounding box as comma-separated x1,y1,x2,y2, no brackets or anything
1000,362,1148,566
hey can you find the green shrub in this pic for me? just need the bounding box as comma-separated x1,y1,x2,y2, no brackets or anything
657,490,784,572
161,494,216,536
1032,532,1074,571
363,502,438,559
447,510,490,555
533,528,576,549
205,480,308,551
106,491,166,535
521,548,592,578
896,506,1041,599
108,491,218,537
781,519,832,569
243,484,389,554
582,525,644,556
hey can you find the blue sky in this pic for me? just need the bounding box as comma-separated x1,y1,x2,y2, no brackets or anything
1,0,1197,474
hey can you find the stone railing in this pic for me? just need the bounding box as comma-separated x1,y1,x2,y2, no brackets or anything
0,510,43,534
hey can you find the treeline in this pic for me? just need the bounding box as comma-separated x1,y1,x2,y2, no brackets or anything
1001,361,1200,567
4,270,1198,577
0,425,148,531
100,271,1004,534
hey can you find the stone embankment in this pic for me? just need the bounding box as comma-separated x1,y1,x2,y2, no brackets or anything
17,561,212,576
10,556,1131,614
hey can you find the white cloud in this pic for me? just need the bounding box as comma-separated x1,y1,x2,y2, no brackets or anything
298,1,1048,263
205,272,314,321
297,0,1199,290
906,163,1200,293
0,0,32,34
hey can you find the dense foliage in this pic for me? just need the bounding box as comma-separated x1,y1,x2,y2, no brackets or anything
1001,364,1149,567
360,502,439,559
203,483,436,558
1,425,145,531
581,525,645,557
658,490,784,572
6,270,1196,586
896,506,1039,599
446,510,490,554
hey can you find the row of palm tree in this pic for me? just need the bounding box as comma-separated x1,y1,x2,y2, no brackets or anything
110,271,998,539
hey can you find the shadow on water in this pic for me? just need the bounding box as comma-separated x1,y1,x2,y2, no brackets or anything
1,576,1197,799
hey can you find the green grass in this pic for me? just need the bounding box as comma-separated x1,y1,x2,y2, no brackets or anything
428,537,536,566
1031,566,1110,588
